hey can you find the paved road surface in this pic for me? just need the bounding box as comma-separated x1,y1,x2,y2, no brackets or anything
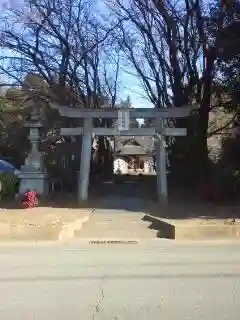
0,241,239,319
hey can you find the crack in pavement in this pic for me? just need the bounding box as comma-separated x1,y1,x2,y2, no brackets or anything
92,278,105,320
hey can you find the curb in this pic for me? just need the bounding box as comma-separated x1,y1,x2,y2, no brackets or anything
143,214,240,240
58,215,90,241
0,210,93,242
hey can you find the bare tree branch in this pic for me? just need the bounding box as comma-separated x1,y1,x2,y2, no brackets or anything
0,0,121,108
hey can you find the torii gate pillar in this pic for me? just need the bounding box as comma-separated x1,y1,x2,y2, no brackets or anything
155,120,168,202
78,118,92,202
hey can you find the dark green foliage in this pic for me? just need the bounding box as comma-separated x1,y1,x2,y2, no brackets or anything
0,172,19,198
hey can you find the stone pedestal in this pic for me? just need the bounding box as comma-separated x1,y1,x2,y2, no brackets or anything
19,172,48,196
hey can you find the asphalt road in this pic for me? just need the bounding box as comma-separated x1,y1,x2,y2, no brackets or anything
0,241,239,320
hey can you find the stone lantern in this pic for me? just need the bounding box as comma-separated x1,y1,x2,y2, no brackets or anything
18,99,48,196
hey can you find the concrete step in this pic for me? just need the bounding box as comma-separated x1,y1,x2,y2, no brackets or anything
75,212,158,239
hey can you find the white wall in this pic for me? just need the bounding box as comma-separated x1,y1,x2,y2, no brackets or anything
143,159,155,173
113,158,128,174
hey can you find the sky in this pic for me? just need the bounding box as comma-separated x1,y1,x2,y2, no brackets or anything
118,69,153,108
95,0,153,108
0,0,154,109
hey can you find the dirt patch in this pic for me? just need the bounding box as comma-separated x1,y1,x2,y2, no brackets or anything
147,200,240,221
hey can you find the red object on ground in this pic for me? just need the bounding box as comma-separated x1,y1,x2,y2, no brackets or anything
22,190,38,209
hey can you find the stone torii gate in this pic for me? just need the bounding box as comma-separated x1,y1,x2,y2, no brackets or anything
50,103,194,202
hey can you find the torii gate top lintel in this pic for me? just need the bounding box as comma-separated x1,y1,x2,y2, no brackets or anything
49,103,196,119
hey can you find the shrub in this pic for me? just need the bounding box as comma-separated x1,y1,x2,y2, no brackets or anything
0,172,19,198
